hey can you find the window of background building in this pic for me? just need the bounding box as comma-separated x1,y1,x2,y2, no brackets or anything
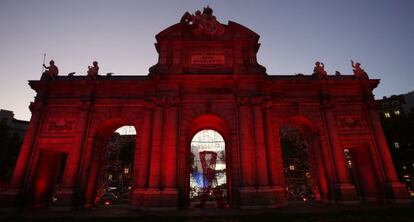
394,110,401,116
394,142,400,149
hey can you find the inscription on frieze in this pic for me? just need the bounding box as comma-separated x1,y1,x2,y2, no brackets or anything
190,49,225,65
47,120,74,131
338,116,363,129
336,115,366,131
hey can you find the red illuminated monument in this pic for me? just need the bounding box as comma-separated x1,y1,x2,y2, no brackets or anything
0,6,409,209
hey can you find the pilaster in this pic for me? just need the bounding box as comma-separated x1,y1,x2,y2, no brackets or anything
367,101,410,202
322,100,358,203
54,100,92,207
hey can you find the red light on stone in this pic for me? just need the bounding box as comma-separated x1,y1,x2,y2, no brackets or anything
104,201,111,205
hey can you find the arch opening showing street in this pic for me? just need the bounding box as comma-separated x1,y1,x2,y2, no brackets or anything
0,7,410,209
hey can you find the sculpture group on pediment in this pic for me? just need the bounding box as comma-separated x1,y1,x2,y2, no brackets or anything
181,6,225,37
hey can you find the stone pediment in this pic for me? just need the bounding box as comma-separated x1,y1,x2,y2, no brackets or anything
155,21,260,42
149,7,266,75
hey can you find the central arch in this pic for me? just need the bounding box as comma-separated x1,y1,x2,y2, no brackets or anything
185,114,231,208
189,129,227,208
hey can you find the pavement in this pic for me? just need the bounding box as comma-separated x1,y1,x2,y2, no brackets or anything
1,202,414,221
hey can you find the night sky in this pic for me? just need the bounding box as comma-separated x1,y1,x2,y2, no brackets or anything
1,0,413,120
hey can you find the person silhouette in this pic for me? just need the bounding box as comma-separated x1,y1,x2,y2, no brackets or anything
42,60,59,80
87,61,99,78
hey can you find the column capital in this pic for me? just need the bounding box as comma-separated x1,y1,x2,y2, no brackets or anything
320,99,335,110
252,96,272,107
150,96,180,107
78,101,92,111
164,96,180,107
237,96,251,106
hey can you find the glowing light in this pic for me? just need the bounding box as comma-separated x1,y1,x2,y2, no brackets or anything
394,142,400,149
104,201,111,205
289,165,295,171
115,125,136,135
394,110,400,115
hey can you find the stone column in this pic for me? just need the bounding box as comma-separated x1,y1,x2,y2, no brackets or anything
0,102,45,206
322,103,358,203
143,105,164,208
9,102,45,190
84,137,105,207
367,103,409,202
252,102,280,207
238,99,255,187
163,105,178,188
264,107,286,206
368,106,398,182
160,99,179,208
148,106,163,188
253,105,269,186
238,98,257,208
132,108,152,207
78,134,95,206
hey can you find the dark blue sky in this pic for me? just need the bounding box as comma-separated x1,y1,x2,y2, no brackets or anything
1,0,413,120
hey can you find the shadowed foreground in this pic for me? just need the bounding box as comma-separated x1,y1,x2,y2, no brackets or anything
1,202,414,222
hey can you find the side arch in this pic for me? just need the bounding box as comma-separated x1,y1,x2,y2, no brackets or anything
279,115,331,202
83,117,141,207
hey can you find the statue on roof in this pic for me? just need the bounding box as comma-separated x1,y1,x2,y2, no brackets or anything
180,6,225,37
41,60,59,80
313,61,327,78
87,61,99,79
351,60,368,79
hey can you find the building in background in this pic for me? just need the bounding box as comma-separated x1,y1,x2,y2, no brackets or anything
379,92,414,196
0,110,29,186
